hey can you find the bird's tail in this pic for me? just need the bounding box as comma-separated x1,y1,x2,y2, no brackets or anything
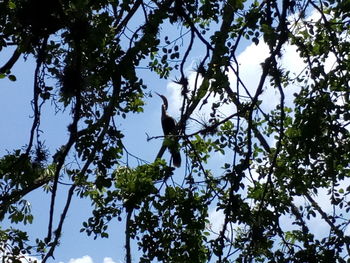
165,137,181,168
171,150,181,167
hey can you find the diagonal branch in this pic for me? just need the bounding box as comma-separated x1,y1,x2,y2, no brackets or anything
47,40,83,241
43,68,122,262
304,192,350,255
0,175,52,220
0,48,21,74
114,0,142,35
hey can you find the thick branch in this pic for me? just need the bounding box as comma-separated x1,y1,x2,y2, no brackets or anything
0,176,51,220
114,0,142,34
125,209,133,263
0,48,21,74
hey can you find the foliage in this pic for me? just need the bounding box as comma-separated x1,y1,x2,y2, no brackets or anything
1,0,350,262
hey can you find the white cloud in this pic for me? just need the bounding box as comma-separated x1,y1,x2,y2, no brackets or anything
166,81,183,118
207,207,243,243
164,8,348,247
103,257,117,263
62,256,118,263
207,208,225,236
68,255,94,263
166,31,304,126
166,10,344,127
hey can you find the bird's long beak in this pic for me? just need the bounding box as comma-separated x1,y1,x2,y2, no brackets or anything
155,92,168,109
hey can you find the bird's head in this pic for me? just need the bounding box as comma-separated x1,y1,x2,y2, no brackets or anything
155,92,168,110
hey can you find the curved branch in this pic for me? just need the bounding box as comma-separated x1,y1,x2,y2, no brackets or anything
0,48,21,74
0,176,51,220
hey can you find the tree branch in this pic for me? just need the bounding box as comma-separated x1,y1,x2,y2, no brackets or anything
43,68,122,261
0,48,21,74
304,192,350,254
26,37,48,156
114,0,142,35
0,176,51,220
47,41,83,242
125,209,133,263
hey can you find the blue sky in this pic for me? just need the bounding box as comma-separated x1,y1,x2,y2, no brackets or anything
0,36,276,263
0,31,201,262
1,8,343,263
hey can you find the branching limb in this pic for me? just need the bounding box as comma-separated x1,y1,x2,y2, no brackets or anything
43,68,122,261
42,184,76,263
47,41,83,242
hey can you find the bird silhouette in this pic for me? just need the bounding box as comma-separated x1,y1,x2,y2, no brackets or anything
156,92,181,167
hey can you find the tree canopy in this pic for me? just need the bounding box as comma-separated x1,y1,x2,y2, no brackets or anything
1,0,350,262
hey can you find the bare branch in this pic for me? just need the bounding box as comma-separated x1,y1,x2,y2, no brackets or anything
0,48,21,74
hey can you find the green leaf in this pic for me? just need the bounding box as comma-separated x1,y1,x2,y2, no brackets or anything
8,0,16,9
8,75,17,81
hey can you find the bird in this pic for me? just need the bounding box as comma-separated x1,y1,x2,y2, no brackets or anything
155,92,181,167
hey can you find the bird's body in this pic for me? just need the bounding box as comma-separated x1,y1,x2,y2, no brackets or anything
156,93,181,167
160,108,177,135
